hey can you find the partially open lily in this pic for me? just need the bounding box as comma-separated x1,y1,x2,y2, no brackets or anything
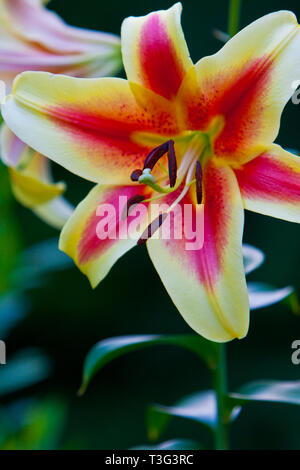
3,4,300,341
0,0,121,91
0,124,73,229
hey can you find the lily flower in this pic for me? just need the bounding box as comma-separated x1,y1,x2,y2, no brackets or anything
0,0,122,91
1,124,73,229
3,4,300,342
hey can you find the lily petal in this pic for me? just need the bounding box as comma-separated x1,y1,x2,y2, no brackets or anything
235,144,300,223
0,122,29,167
0,0,121,90
121,2,192,100
147,159,249,342
178,11,300,164
2,0,120,54
242,243,265,275
59,184,152,287
9,163,65,207
2,72,179,184
0,124,65,207
0,123,71,228
33,196,74,230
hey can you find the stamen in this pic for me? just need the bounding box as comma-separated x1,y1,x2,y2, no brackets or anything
130,169,143,182
168,140,177,188
195,161,203,204
126,194,146,216
137,213,168,245
131,140,178,191
143,141,169,170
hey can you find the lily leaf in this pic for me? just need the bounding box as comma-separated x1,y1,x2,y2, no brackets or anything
248,282,293,310
0,349,51,397
79,335,218,395
147,390,241,441
242,244,265,275
212,28,230,43
147,391,216,440
0,292,29,339
228,380,300,409
131,438,203,450
11,237,73,290
1,397,66,450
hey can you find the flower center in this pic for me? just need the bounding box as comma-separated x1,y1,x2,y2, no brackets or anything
128,134,209,244
130,133,207,198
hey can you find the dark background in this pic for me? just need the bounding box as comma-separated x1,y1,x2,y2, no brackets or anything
5,0,300,449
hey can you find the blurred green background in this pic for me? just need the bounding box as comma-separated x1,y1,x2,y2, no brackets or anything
1,0,300,450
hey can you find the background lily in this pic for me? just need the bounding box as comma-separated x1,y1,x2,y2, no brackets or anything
0,123,73,229
3,3,300,342
0,0,122,90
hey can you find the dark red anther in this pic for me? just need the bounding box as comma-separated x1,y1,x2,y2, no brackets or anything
130,169,143,181
126,194,146,216
143,141,169,170
137,213,168,245
167,140,177,188
131,140,178,188
195,161,203,204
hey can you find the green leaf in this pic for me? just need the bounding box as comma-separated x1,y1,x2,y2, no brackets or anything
248,282,293,310
0,349,51,397
147,390,241,441
11,237,73,290
0,292,29,339
131,439,203,450
79,335,218,395
228,380,300,409
212,29,230,43
0,406,14,447
285,148,300,156
147,391,216,441
243,244,265,275
17,397,66,450
1,397,67,450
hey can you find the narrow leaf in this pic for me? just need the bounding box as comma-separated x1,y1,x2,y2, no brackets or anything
248,282,293,310
228,380,300,408
11,237,73,290
0,349,51,396
79,335,218,395
147,390,241,441
0,292,29,339
242,244,265,275
147,391,217,440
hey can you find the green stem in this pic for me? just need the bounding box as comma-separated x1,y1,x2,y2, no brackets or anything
227,0,242,37
213,344,229,450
